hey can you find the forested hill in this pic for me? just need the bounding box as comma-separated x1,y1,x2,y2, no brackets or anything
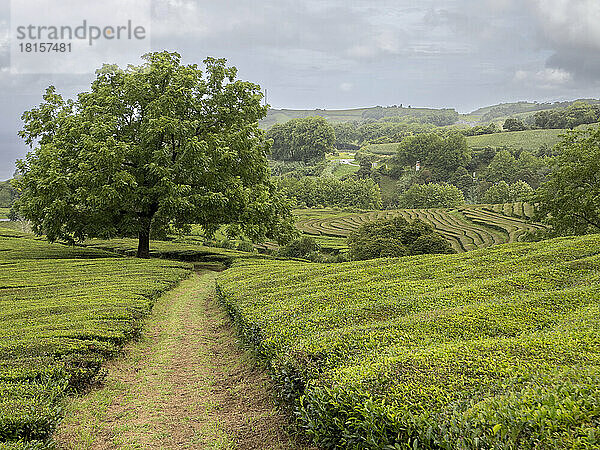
261,98,600,129
261,106,459,128
469,98,600,122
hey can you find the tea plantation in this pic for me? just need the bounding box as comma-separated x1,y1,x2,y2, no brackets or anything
295,204,544,252
217,234,600,449
0,227,191,447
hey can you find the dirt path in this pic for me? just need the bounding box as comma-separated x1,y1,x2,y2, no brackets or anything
55,267,304,449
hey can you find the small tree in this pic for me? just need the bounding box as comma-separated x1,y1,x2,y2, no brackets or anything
268,116,335,163
482,181,511,204
503,118,527,132
509,180,534,202
534,127,600,235
347,216,454,260
15,51,295,257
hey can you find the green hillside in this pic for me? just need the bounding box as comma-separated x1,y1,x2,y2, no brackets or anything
217,234,600,449
261,105,458,129
469,99,600,122
466,129,567,151
362,128,583,155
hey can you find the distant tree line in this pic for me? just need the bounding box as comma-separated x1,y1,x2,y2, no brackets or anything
360,106,459,126
476,99,600,122
496,102,600,132
532,102,600,129
277,176,382,209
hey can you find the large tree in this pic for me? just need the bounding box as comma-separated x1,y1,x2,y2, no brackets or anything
15,51,295,257
395,133,471,181
267,116,335,163
534,127,600,235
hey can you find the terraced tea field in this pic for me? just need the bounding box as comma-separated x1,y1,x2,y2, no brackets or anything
217,234,600,449
484,201,535,220
0,227,191,447
295,204,544,252
465,128,567,151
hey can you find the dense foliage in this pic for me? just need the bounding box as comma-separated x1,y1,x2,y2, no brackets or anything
535,126,600,235
267,116,335,162
399,183,464,208
482,180,533,204
14,51,293,258
395,133,471,181
217,234,600,449
277,236,321,259
482,149,547,188
503,118,527,131
533,101,600,129
0,181,15,208
347,216,454,260
0,227,191,446
277,176,382,209
360,106,459,125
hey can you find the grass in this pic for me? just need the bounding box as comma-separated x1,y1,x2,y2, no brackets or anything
362,129,566,156
359,125,599,157
0,208,9,220
331,163,359,178
216,234,600,449
55,268,301,449
361,142,399,156
0,226,192,447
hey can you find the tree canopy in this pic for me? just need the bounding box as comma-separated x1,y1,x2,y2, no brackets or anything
503,118,527,131
533,102,600,129
399,183,464,208
277,176,382,209
15,51,294,257
267,116,335,163
395,133,471,181
535,127,600,235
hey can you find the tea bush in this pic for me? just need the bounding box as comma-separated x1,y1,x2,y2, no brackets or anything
217,234,600,448
0,228,191,445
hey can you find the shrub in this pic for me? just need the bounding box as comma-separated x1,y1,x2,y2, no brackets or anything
410,233,454,255
278,236,321,259
347,216,454,260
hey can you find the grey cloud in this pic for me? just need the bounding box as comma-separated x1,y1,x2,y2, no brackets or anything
3,0,600,179
524,0,600,83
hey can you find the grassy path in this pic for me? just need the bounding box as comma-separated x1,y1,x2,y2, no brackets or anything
55,266,302,449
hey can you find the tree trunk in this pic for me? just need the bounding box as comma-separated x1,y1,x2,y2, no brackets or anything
137,229,150,258
136,205,158,259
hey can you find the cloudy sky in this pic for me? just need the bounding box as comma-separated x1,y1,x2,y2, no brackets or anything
1,0,599,179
